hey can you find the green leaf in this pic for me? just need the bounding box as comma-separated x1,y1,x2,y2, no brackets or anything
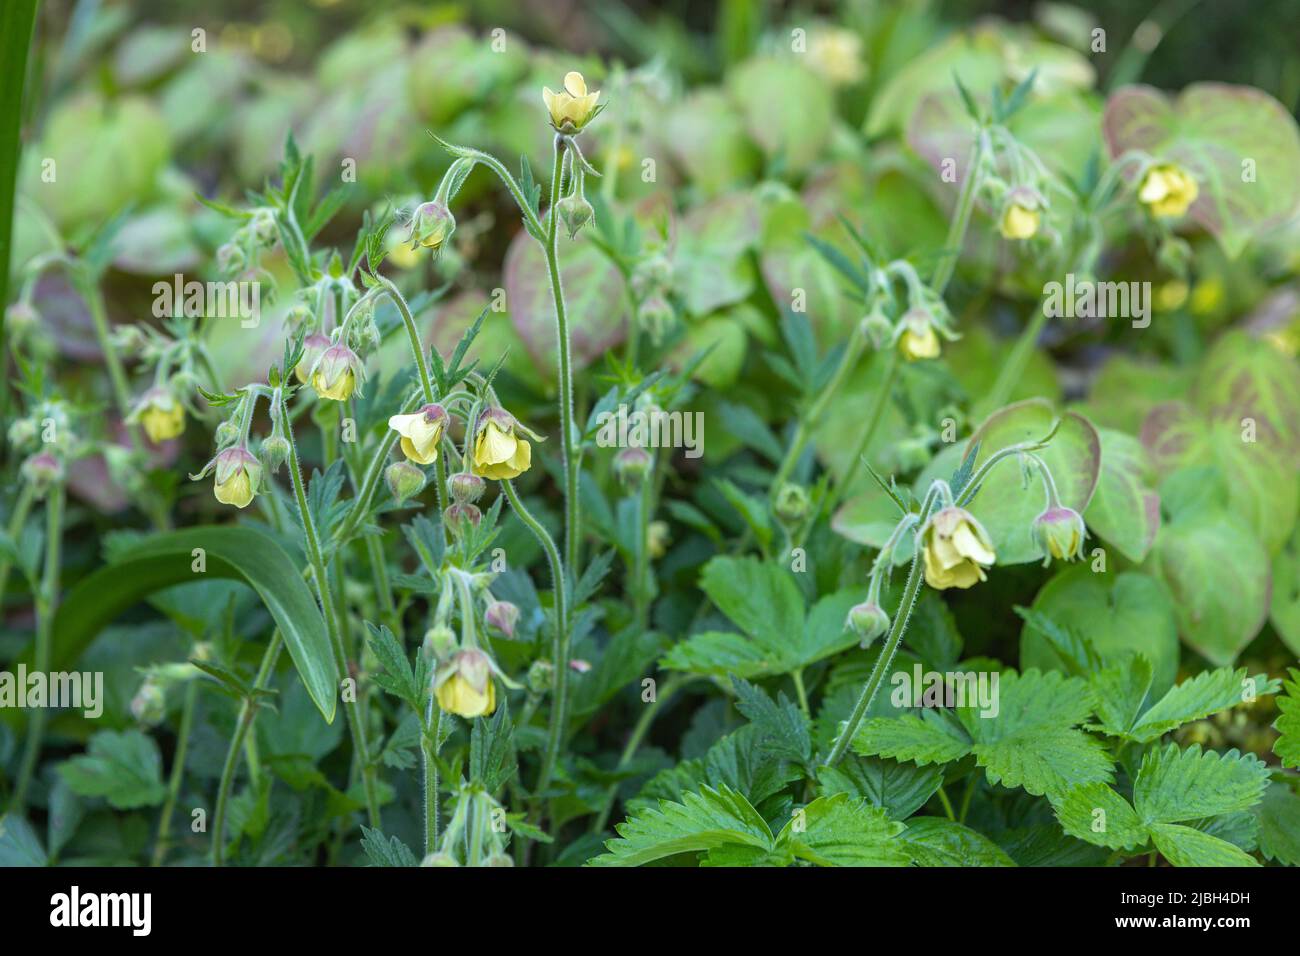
777,794,911,867
1274,668,1300,769
0,0,38,327
469,702,516,794
359,827,419,867
587,784,775,867
901,817,1018,866
1087,656,1154,738
1125,668,1278,743
1148,823,1259,867
854,710,974,767
963,401,1101,565
0,814,46,866
731,678,811,767
816,756,944,821
365,622,419,711
1134,744,1269,825
58,730,168,810
1085,429,1160,563
38,527,337,723
1055,783,1147,850
1270,517,1300,656
1253,781,1300,866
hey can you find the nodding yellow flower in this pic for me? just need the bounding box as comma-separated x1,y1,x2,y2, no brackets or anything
435,649,497,718
921,506,996,590
135,387,185,443
897,310,941,361
1032,506,1087,565
388,403,449,465
213,447,261,509
543,71,601,133
311,342,363,401
472,411,532,481
296,333,331,384
998,189,1042,241
1138,163,1198,218
409,200,455,252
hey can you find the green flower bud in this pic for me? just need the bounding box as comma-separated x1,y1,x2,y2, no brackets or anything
409,200,456,253
846,601,890,648
131,680,167,725
385,460,426,502
484,601,520,639
1032,506,1087,565
631,255,673,299
444,502,482,537
557,193,594,240
420,852,460,867
614,446,653,488
260,434,290,474
216,242,246,276
636,295,674,345
527,659,554,695
21,451,63,496
422,625,458,662
774,482,810,524
448,471,485,504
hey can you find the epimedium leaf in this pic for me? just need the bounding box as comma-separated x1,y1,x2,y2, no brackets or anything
57,730,167,810
37,526,337,724
1085,428,1161,563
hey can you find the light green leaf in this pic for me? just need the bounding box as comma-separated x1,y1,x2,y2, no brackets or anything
1270,517,1300,656
901,817,1018,866
1085,429,1160,563
1127,669,1278,743
1133,744,1270,825
58,730,168,810
1148,823,1259,867
588,785,774,867
1273,668,1300,769
974,728,1113,799
853,711,974,767
1088,655,1154,739
777,794,911,867
1254,781,1300,866
0,814,46,866
816,756,944,821
1054,783,1147,851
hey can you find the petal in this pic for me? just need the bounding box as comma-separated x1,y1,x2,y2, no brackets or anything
388,412,420,437
564,71,586,96
400,436,437,465
478,421,517,464
507,438,532,475
952,522,996,565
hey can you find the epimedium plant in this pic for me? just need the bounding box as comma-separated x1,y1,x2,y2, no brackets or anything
3,12,1300,872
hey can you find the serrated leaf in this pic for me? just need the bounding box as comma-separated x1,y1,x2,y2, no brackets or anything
901,817,1017,866
1254,781,1300,866
777,794,911,867
731,678,811,767
853,711,973,767
1149,823,1259,867
1125,668,1278,743
588,784,774,867
360,826,419,867
58,730,167,810
1274,668,1300,769
1133,744,1269,825
816,756,943,821
1055,782,1148,851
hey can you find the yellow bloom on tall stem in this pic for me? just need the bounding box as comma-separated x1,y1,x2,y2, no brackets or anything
472,410,532,480
543,71,601,133
295,333,331,385
921,506,996,589
434,649,497,718
310,342,363,401
1138,163,1198,218
135,387,185,443
897,309,941,361
212,447,261,509
388,403,448,465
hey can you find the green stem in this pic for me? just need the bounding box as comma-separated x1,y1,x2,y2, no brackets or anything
152,678,199,866
831,349,899,510
10,483,63,813
931,129,989,297
423,701,441,855
545,135,582,576
500,480,568,794
936,786,957,821
212,631,282,866
792,669,811,718
0,481,35,611
278,398,381,828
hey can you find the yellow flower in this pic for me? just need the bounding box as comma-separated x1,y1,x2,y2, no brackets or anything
647,520,670,559
808,28,867,86
1032,507,1086,565
388,403,448,465
213,447,261,509
921,506,996,590
1138,163,1198,218
898,311,941,361
999,200,1041,240
543,71,601,132
472,414,532,480
311,343,362,401
434,650,497,718
295,333,331,384
136,388,185,443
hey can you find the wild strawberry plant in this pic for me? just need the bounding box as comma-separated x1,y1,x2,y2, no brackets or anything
1,4,1298,870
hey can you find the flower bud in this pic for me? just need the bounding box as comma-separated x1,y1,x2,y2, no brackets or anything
8,417,37,451
422,625,458,662
846,601,890,648
631,255,673,299
484,601,520,640
897,308,940,361
260,434,290,474
5,301,39,336
483,852,514,867
557,193,594,240
130,680,166,726
420,852,460,867
614,446,652,488
385,460,426,502
774,482,810,524
859,310,893,350
1032,506,1087,565
21,451,63,495
214,418,241,447
212,446,261,509
216,242,246,276
250,208,279,245
133,386,186,444
636,295,674,345
449,471,486,504
296,332,332,385
444,502,482,536
527,660,554,694
311,342,364,401
998,187,1043,241
409,200,456,253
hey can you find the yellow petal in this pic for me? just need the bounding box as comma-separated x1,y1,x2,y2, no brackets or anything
477,421,518,465
564,71,586,97
951,521,996,566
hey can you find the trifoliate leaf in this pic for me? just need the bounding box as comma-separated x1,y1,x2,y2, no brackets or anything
900,817,1017,866
776,794,911,867
57,730,167,810
1274,668,1300,769
588,784,774,867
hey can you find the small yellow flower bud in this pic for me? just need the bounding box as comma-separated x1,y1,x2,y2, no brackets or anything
213,446,261,509
135,387,186,444
409,200,456,252
846,601,890,648
1138,162,1198,218
921,506,996,590
998,189,1042,240
647,520,670,559
435,649,497,718
311,343,363,401
897,309,941,361
1032,506,1087,565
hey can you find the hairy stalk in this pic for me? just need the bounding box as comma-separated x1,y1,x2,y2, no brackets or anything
278,398,382,828
500,480,568,793
152,678,199,865
931,129,989,297
10,484,63,813
0,481,35,611
423,700,441,855
545,135,582,575
831,349,899,510
212,631,283,866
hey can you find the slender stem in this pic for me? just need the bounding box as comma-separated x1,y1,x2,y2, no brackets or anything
376,275,435,404
152,678,199,865
831,349,900,509
590,676,688,833
792,669,811,718
771,325,868,497
545,136,582,576
936,786,956,821
423,700,441,855
824,545,927,767
978,305,1050,416
212,631,282,866
500,480,568,794
931,129,989,296
278,398,381,828
0,482,35,611
10,484,63,813
630,474,652,631
330,389,422,552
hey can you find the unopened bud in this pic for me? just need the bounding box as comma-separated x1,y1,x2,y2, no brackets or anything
614,446,652,487
1032,506,1087,565
420,852,460,867
774,482,810,524
422,625,458,662
385,460,426,502
846,601,890,648
21,451,63,495
557,193,594,240
527,659,554,694
131,681,166,726
260,434,290,474
484,601,520,639
444,502,482,536
449,471,485,504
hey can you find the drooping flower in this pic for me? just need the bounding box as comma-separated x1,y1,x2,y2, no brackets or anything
409,200,456,252
485,601,520,639
472,410,532,481
897,308,941,361
388,403,449,465
212,446,261,509
921,506,996,590
1138,163,1198,218
311,342,364,401
133,386,186,443
998,188,1042,240
1032,506,1087,565
296,332,331,384
434,649,498,718
543,71,601,133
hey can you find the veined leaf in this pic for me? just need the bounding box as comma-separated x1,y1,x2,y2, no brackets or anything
1149,823,1259,868
57,730,167,810
901,817,1017,866
1274,668,1300,769
778,794,911,867
587,784,774,867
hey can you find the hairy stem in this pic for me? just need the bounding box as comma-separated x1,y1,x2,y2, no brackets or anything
152,678,199,866
0,481,35,612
